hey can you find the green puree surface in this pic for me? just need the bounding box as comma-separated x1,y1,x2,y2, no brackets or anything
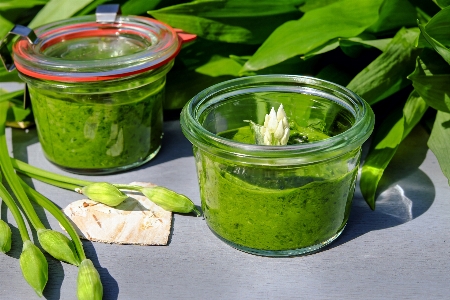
30,83,164,171
197,125,357,251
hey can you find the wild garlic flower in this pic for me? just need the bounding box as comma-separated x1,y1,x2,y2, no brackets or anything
247,104,290,146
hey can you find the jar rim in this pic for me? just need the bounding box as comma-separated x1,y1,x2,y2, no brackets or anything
12,15,181,82
181,75,375,165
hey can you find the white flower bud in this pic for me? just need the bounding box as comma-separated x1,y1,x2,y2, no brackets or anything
263,114,270,128
277,104,287,121
264,130,272,145
274,120,284,140
280,127,290,145
282,116,289,128
267,107,278,133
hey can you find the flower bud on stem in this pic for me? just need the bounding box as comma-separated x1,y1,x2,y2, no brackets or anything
77,259,103,300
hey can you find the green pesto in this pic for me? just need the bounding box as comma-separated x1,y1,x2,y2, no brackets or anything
197,125,357,251
29,81,164,172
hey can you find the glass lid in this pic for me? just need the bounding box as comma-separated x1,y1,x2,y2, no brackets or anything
11,13,184,81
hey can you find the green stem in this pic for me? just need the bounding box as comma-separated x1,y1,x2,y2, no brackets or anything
0,102,45,230
0,182,30,241
11,158,93,187
17,170,81,191
18,177,86,261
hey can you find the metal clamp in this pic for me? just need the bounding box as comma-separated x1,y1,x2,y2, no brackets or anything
96,4,121,24
0,25,37,72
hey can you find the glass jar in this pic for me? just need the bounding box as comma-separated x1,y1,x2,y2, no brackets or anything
181,75,374,256
1,6,195,174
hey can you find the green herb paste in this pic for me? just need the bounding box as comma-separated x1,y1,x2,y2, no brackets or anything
196,125,357,251
30,83,164,172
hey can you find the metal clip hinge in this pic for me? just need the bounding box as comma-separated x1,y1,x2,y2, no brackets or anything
0,25,37,72
96,4,121,24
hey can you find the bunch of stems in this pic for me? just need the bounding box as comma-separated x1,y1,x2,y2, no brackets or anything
0,102,102,298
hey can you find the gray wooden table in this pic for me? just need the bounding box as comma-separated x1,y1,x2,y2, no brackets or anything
1,84,449,300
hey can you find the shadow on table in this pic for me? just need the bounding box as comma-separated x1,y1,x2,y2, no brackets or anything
327,125,436,250
135,120,195,170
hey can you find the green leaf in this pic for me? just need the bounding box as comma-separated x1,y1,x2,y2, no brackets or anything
418,22,450,64
428,110,450,184
433,0,450,9
75,0,110,16
347,27,420,105
417,6,450,48
195,54,242,77
28,0,94,28
300,0,340,12
122,0,162,15
241,0,384,72
149,0,302,44
0,67,21,82
366,0,417,33
0,14,13,39
340,36,392,52
0,0,48,11
360,90,428,209
408,48,450,113
315,64,352,87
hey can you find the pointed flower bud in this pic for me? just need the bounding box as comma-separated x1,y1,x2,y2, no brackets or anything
267,107,278,133
140,186,200,216
20,240,48,297
80,182,128,206
277,104,287,121
77,259,103,300
37,229,80,266
0,219,12,253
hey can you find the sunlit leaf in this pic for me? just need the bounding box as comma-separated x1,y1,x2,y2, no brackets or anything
122,0,161,15
241,0,384,72
195,55,242,77
408,49,450,113
0,14,13,39
149,0,302,44
428,110,450,184
28,0,94,28
0,0,48,11
347,27,420,105
360,90,428,209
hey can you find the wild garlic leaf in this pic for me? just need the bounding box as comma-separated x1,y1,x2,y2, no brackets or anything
0,14,13,39
195,55,243,77
299,0,340,12
366,0,417,33
417,6,450,48
347,27,420,105
408,49,450,113
433,0,450,9
418,22,450,65
149,0,302,44
241,0,384,72
0,0,48,11
28,0,94,28
360,90,428,209
428,110,450,185
122,0,161,15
